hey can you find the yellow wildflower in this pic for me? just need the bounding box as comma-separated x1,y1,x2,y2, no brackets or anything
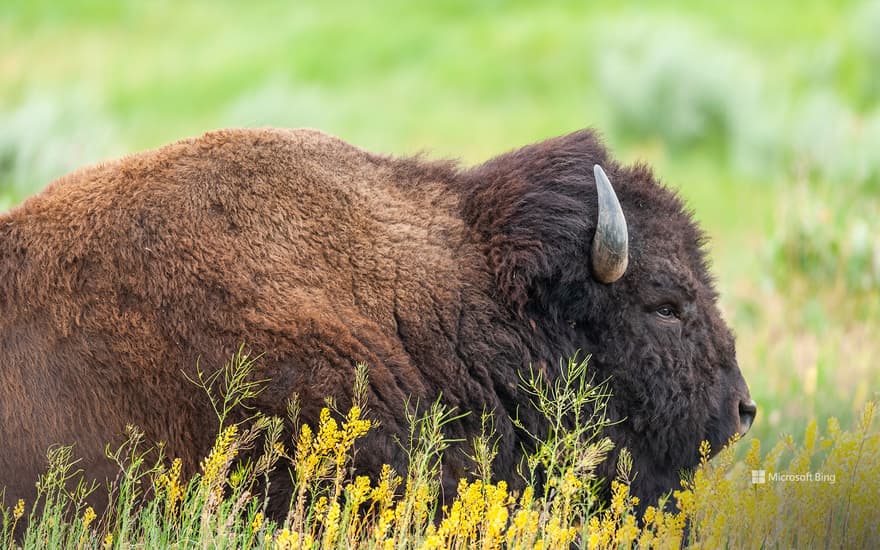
371,464,400,510
200,424,238,488
373,508,396,542
251,512,264,531
699,440,712,465
82,506,96,529
559,469,581,497
346,475,373,509
274,528,299,550
617,514,640,547
313,495,328,518
321,501,341,547
314,408,340,456
744,438,761,471
296,424,314,458
156,457,184,518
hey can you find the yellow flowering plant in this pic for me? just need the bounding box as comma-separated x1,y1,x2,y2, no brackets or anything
1,348,877,550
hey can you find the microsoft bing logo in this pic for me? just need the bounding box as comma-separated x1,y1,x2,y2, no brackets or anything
751,470,766,484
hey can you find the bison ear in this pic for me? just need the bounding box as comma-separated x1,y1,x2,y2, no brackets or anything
488,237,551,315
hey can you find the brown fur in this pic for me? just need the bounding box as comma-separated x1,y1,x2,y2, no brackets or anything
0,128,752,515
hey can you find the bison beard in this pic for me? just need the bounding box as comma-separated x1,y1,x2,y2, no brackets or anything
0,128,754,517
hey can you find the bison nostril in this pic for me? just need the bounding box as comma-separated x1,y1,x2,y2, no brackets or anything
739,399,757,433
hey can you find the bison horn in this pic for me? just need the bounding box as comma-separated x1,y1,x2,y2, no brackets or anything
591,164,629,283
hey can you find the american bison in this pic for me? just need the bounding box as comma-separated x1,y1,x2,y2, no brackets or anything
0,128,754,515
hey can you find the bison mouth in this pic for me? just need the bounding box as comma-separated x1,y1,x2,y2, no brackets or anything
700,398,756,463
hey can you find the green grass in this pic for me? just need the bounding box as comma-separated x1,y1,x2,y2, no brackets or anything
1,0,879,509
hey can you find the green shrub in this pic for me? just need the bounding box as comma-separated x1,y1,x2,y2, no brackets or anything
765,185,880,299
593,18,783,178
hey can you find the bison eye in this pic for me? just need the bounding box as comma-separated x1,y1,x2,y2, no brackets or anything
655,304,679,320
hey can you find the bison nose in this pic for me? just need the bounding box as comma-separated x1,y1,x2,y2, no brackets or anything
739,399,757,434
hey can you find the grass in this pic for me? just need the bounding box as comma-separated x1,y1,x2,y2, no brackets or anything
1,0,879,546
1,355,877,548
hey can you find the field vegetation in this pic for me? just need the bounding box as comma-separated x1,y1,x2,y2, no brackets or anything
1,0,878,547
1,357,877,548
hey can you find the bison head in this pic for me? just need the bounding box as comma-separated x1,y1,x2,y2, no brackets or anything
462,130,755,506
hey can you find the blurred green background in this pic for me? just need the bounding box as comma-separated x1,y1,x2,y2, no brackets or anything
2,0,878,449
